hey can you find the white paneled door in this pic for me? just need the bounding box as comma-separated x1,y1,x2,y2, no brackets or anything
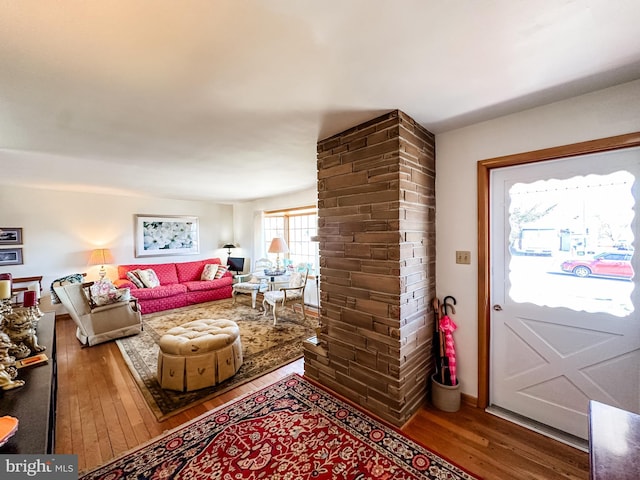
490,148,640,440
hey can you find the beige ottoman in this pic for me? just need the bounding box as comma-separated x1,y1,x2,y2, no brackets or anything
157,319,243,392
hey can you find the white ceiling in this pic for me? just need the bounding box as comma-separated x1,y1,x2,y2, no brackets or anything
2,1,640,203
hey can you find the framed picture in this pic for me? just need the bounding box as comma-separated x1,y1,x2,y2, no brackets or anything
0,248,23,266
0,228,22,245
135,215,199,258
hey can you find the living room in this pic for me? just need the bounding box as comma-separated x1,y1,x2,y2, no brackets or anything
1,79,637,480
2,2,640,479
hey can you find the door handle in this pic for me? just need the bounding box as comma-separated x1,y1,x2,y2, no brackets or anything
493,304,503,311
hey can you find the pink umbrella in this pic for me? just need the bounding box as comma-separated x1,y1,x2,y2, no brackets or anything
439,313,458,386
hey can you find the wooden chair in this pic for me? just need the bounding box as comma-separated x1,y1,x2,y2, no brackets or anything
262,268,308,325
232,258,272,308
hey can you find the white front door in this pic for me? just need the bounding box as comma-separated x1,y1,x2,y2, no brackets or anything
490,147,640,440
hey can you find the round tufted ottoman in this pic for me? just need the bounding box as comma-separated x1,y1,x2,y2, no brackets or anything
157,319,243,392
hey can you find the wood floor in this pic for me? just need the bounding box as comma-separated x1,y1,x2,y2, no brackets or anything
54,315,589,479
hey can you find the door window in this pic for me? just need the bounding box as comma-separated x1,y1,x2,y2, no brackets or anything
508,170,635,317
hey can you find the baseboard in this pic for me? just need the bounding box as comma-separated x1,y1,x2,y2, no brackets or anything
461,392,478,407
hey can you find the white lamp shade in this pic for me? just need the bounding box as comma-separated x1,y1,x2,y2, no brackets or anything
268,237,289,254
88,248,114,266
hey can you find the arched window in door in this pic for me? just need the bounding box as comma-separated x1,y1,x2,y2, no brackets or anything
508,169,634,317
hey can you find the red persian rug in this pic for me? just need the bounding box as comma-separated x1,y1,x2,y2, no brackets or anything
80,374,480,480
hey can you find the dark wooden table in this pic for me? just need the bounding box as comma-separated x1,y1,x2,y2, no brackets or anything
0,311,56,454
589,400,640,479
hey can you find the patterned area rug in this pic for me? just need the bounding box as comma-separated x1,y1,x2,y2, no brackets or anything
80,374,480,479
116,299,315,420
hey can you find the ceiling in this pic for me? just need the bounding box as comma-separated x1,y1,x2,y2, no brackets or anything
2,1,640,203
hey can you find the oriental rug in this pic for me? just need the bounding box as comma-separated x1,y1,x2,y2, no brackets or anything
116,299,315,420
80,374,480,480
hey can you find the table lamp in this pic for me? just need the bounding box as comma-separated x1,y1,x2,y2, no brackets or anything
88,248,114,280
223,243,236,255
268,237,289,272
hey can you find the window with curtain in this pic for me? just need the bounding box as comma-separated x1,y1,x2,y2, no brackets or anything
263,206,318,273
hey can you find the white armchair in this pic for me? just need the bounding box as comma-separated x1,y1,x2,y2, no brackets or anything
53,281,142,346
263,268,309,325
232,258,272,308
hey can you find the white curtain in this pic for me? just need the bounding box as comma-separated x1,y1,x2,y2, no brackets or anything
251,210,265,270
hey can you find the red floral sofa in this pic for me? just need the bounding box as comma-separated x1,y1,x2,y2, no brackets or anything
113,258,232,314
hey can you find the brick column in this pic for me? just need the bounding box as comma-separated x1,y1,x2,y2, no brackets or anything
304,110,435,426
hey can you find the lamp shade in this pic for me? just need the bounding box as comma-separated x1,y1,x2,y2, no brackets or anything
222,243,235,250
268,237,289,254
88,248,114,266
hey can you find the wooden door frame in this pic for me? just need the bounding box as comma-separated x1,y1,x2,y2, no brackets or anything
476,131,640,408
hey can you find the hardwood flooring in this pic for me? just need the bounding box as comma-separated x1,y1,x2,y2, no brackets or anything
54,315,588,478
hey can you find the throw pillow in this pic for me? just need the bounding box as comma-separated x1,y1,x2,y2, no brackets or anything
201,264,219,281
126,270,145,288
214,265,228,279
83,279,116,307
90,279,115,297
92,287,131,307
137,269,161,288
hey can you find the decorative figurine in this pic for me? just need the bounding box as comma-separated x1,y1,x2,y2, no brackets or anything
0,332,19,380
1,307,46,359
0,299,11,319
0,363,24,390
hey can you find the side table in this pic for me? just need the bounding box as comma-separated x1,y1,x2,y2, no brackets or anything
589,400,640,479
0,311,57,454
255,273,290,291
232,273,252,284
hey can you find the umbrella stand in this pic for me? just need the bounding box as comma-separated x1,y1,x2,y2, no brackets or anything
431,372,461,412
430,295,461,412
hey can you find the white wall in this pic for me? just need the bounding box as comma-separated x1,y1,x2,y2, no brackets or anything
435,79,640,398
0,186,233,311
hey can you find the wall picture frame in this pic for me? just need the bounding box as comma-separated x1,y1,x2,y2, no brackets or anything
135,215,199,258
0,248,23,266
0,228,23,245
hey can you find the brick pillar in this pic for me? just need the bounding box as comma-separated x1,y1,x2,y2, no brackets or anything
304,110,435,426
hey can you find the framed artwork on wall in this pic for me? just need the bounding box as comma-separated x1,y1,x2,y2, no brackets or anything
134,215,199,258
0,228,23,245
0,248,23,266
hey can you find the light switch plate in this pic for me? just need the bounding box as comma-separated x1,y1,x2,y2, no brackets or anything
456,250,471,264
